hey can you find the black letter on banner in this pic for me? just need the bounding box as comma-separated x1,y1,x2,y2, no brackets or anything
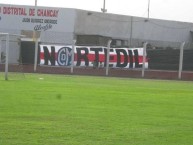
76,47,89,66
133,49,142,68
43,46,55,65
128,50,133,68
116,49,128,67
90,48,103,66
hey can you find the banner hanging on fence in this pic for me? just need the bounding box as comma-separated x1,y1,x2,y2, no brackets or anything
40,45,148,69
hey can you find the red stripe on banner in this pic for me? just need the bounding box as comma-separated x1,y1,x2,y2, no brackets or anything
40,52,44,59
40,52,58,60
40,52,148,63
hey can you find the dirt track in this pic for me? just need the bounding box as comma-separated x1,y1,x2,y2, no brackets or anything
1,64,193,81
6,65,193,81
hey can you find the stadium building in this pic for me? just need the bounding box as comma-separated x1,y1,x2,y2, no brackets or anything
1,4,193,71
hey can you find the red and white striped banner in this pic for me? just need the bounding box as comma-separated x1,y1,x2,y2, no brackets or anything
40,45,148,68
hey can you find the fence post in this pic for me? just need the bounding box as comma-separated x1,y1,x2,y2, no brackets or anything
178,42,185,79
33,31,39,72
106,40,112,76
71,40,76,74
142,42,147,78
5,34,9,80
0,39,2,63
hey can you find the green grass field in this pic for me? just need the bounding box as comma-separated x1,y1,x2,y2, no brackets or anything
0,73,193,145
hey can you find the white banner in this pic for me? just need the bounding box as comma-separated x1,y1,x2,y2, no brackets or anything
40,45,148,69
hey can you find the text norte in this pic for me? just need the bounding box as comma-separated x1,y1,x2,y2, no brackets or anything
40,45,148,68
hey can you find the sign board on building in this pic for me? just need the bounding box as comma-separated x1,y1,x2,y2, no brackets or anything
0,4,75,32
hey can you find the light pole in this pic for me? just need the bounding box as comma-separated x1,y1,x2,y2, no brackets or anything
148,0,150,19
101,0,107,13
35,0,37,6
